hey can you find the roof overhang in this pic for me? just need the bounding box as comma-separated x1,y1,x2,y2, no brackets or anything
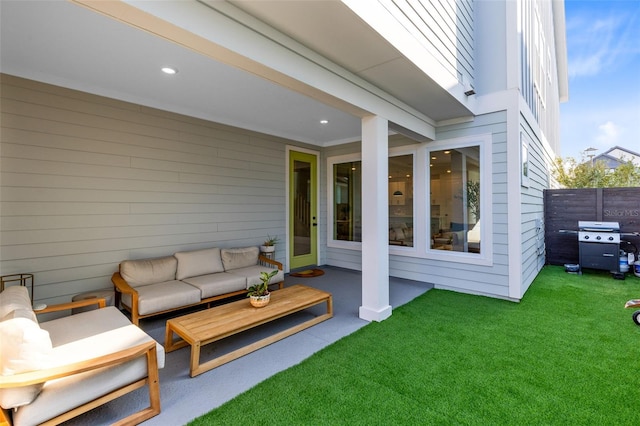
1,0,475,145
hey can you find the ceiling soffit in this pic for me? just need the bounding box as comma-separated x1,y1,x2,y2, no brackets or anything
226,0,472,122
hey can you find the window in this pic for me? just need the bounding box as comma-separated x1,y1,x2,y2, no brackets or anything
533,5,547,108
330,154,414,247
521,133,530,187
333,161,362,242
429,146,481,254
388,154,414,247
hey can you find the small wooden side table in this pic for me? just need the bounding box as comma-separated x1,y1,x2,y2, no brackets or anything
1,273,35,303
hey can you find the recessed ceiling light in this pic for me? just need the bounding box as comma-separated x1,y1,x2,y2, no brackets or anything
320,119,329,124
444,150,450,154
431,156,437,160
161,67,178,75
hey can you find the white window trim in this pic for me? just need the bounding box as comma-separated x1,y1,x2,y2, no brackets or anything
389,146,419,256
326,147,420,253
326,135,492,267
520,132,530,188
327,153,362,251
424,134,493,266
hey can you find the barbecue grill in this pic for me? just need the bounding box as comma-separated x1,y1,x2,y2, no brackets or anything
578,221,620,274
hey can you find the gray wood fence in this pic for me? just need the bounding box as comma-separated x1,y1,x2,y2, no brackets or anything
544,188,640,265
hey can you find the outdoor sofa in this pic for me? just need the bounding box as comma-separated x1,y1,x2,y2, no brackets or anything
113,246,284,325
0,285,163,426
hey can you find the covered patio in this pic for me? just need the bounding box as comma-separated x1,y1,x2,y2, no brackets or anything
64,267,431,425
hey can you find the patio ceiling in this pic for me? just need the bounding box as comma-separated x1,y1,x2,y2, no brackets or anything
0,0,472,146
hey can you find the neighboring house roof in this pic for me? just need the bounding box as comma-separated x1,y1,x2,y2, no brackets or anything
593,146,640,167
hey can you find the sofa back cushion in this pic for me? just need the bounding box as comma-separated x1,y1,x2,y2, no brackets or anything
174,248,224,280
0,311,53,409
119,256,177,287
0,286,32,320
221,246,259,271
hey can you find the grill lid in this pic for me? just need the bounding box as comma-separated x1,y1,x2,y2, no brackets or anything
578,221,620,233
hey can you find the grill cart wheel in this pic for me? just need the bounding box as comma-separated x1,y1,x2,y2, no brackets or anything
632,310,640,327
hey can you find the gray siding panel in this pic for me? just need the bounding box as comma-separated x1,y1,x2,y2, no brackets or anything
0,75,290,305
387,0,475,83
323,111,511,298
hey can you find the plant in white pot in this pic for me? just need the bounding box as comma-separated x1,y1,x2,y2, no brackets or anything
260,235,279,253
247,269,278,308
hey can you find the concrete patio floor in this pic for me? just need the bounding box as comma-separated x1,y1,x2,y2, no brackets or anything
64,266,432,425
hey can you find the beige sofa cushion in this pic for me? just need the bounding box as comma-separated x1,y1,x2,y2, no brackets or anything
0,311,52,409
182,273,246,298
0,286,32,320
227,266,285,288
221,246,259,271
120,256,177,287
120,281,201,315
15,307,164,426
174,248,224,280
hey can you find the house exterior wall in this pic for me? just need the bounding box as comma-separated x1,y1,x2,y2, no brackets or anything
515,0,566,295
0,0,567,306
474,0,507,95
518,0,564,153
381,0,475,85
323,111,511,299
344,0,474,93
429,112,509,297
0,74,296,305
519,114,552,296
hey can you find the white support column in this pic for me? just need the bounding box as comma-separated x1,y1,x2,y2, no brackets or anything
359,115,392,322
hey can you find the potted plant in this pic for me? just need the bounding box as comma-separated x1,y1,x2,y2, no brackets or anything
260,235,279,253
247,269,278,308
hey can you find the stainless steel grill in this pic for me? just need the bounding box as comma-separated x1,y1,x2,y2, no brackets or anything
578,221,620,273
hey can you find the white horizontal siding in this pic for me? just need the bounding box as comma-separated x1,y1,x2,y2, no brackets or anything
0,74,290,305
519,0,563,153
422,111,510,296
323,111,511,298
388,0,475,82
519,118,549,295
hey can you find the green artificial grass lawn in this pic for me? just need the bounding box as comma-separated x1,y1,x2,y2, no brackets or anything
189,266,640,425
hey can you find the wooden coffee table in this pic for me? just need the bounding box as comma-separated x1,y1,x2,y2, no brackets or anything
165,284,333,377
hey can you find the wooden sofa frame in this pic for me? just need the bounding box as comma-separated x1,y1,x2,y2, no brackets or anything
0,298,161,426
112,255,283,326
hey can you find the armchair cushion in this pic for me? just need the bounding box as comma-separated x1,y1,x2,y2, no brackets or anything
175,247,224,280
221,246,260,271
0,285,32,320
119,256,177,287
0,311,52,409
13,307,164,426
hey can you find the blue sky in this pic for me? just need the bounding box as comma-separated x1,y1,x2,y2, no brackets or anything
560,0,640,160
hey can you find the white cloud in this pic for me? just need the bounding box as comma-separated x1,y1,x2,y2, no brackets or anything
567,8,640,78
595,121,621,146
